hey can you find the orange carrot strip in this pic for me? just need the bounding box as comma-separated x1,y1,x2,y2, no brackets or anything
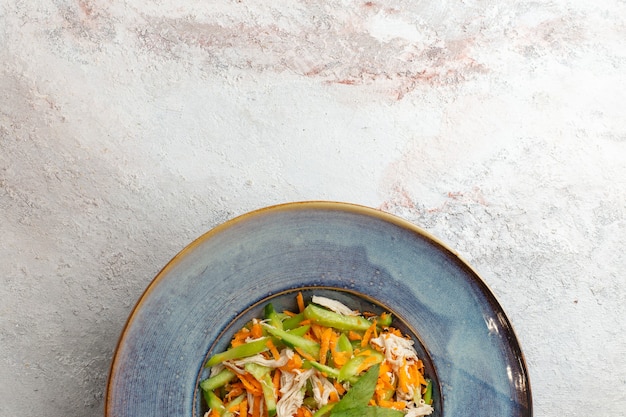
231,327,252,347
251,320,263,339
252,394,261,417
408,361,428,387
297,292,305,313
238,373,263,397
397,359,410,393
296,406,312,417
378,399,406,410
329,390,340,403
280,352,303,372
379,312,391,326
273,368,281,397
348,331,362,341
283,310,297,317
333,380,346,395
239,399,248,417
225,382,245,401
328,331,339,351
375,361,395,394
361,320,377,348
356,354,380,374
388,327,403,337
295,347,316,362
266,339,281,361
329,332,349,367
310,324,325,341
333,351,351,367
227,401,241,412
318,327,333,365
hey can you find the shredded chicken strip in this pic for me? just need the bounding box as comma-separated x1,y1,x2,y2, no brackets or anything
228,348,293,369
276,368,314,417
370,333,418,371
311,296,359,316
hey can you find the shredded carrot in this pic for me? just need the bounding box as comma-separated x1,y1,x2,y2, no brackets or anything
318,327,333,365
356,354,381,374
333,380,346,396
266,339,281,361
348,330,362,341
225,382,244,401
283,310,297,317
329,332,350,367
279,352,303,372
208,409,220,417
380,312,390,326
310,324,325,341
231,327,252,347
251,394,261,417
250,320,263,339
378,398,406,410
239,399,248,417
272,368,281,397
328,391,340,404
296,292,305,313
296,406,312,417
238,373,263,397
295,347,317,362
387,327,403,337
227,401,241,412
328,330,339,351
408,361,427,387
303,332,317,343
375,360,395,397
361,320,377,347
332,350,350,367
397,358,412,394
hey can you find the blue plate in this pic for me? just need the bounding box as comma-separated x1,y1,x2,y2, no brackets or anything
106,201,531,417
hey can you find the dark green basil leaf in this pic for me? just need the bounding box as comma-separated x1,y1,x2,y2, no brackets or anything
330,364,379,415
330,405,404,417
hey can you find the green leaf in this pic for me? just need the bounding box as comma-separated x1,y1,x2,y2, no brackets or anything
330,364,380,415
329,405,404,417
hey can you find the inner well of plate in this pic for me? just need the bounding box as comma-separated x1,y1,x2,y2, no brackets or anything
194,287,442,417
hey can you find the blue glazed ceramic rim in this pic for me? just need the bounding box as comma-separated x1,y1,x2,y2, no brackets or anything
105,201,532,417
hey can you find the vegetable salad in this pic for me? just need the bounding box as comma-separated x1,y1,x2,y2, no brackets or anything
201,293,434,417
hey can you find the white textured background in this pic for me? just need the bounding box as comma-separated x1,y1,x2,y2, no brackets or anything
1,0,625,416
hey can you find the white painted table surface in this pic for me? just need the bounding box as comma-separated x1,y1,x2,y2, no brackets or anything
1,1,625,416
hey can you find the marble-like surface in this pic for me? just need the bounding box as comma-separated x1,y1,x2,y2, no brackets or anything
1,0,625,416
